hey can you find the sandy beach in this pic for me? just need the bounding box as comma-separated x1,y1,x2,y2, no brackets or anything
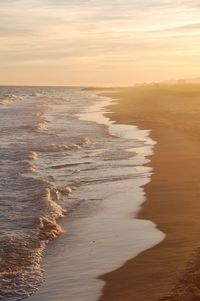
98,84,200,301
2,84,200,301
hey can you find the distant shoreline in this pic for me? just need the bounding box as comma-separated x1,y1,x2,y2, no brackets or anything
2,77,200,88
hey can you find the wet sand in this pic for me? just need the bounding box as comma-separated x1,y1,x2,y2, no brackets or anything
98,84,200,301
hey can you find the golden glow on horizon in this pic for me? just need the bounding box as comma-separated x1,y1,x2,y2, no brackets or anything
1,0,200,86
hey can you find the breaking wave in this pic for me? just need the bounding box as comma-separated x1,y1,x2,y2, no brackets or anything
0,175,70,300
0,94,18,105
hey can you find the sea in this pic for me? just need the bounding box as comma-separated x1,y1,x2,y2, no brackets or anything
0,87,164,301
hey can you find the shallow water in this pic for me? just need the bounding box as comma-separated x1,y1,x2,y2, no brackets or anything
0,87,164,301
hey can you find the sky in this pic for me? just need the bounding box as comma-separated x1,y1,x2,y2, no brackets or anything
1,0,200,86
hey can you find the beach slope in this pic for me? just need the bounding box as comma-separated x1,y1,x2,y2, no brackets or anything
99,84,200,301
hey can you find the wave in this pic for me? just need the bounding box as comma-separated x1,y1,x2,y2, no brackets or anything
37,120,49,132
31,112,43,117
0,94,18,105
0,234,45,301
36,187,66,240
29,93,45,97
21,162,37,173
0,177,71,300
34,137,91,153
81,137,91,145
34,143,81,153
28,151,38,161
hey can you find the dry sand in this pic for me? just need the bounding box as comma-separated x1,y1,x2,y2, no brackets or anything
97,84,200,301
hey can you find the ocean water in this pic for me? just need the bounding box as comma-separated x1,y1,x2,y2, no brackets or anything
0,87,164,301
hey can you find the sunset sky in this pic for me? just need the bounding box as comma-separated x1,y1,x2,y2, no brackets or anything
1,0,200,86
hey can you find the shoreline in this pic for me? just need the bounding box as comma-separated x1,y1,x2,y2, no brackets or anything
27,89,163,301
98,85,200,301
